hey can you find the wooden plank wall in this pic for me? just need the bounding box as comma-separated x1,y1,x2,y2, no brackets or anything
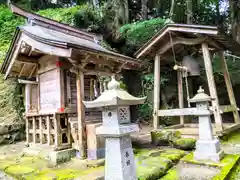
39,68,61,112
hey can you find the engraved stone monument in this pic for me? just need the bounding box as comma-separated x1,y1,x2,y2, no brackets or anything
83,76,146,180
190,87,224,162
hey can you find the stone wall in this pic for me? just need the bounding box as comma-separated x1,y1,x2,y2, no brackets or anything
0,123,25,145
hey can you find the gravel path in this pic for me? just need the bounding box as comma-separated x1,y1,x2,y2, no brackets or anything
175,163,220,180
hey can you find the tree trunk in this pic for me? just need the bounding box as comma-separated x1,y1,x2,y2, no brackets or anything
141,0,148,20
169,0,175,20
229,0,240,43
186,0,193,24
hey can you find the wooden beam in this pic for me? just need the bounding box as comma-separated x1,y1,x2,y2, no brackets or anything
177,71,184,124
158,108,211,116
76,70,87,159
158,36,206,55
17,55,38,65
28,64,37,79
219,52,240,123
18,64,26,77
153,54,161,129
202,43,223,132
5,39,22,79
25,84,31,112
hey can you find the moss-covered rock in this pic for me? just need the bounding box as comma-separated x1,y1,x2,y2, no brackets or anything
5,165,35,179
137,156,172,180
173,138,196,150
151,130,181,146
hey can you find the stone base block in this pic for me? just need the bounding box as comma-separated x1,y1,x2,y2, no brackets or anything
195,139,221,154
194,139,224,162
48,148,76,166
194,150,224,162
87,148,105,160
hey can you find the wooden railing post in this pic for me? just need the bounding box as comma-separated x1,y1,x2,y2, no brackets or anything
202,43,223,132
153,54,161,129
76,70,87,159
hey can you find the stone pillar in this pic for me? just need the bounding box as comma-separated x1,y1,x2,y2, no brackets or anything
190,87,224,162
83,76,146,180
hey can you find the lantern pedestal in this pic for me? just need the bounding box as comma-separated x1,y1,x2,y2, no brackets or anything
190,87,224,162
83,76,146,180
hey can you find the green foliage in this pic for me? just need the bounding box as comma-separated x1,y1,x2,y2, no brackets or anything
0,5,24,63
119,18,166,50
37,5,81,26
137,73,169,121
0,75,24,123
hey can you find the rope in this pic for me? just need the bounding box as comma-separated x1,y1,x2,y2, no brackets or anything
169,31,179,65
169,31,191,107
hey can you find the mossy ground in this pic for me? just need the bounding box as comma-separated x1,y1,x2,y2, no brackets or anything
180,152,240,180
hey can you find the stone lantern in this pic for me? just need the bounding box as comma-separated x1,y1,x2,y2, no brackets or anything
189,87,224,162
83,76,146,180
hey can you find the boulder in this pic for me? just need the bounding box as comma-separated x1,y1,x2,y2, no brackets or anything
173,138,196,150
137,156,172,180
151,130,181,146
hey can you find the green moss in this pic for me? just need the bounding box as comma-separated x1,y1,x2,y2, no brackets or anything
5,165,35,179
221,132,240,145
25,166,104,180
160,168,179,180
229,162,240,180
0,161,15,171
137,156,172,180
173,138,196,150
181,153,240,180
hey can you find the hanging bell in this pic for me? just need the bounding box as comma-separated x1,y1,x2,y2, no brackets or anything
182,56,200,77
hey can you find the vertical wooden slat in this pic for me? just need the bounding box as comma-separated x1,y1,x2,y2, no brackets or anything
219,52,240,123
153,54,161,129
60,68,65,110
67,115,72,146
202,43,223,132
77,71,87,159
47,115,51,145
54,114,60,149
177,71,184,124
26,117,29,144
25,84,31,113
33,116,36,143
39,116,43,144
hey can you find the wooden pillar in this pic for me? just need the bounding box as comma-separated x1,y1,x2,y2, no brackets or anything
76,70,87,159
219,52,240,123
153,54,161,129
25,84,31,112
202,43,223,132
177,71,184,124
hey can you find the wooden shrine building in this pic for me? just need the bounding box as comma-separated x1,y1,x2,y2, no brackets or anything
0,4,144,159
135,23,240,136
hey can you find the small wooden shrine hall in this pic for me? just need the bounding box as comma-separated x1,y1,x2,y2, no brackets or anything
0,4,144,159
135,23,240,136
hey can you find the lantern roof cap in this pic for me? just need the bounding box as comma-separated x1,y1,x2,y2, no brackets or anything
189,86,211,103
83,76,146,108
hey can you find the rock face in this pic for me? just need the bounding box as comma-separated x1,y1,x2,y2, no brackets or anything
0,123,25,145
